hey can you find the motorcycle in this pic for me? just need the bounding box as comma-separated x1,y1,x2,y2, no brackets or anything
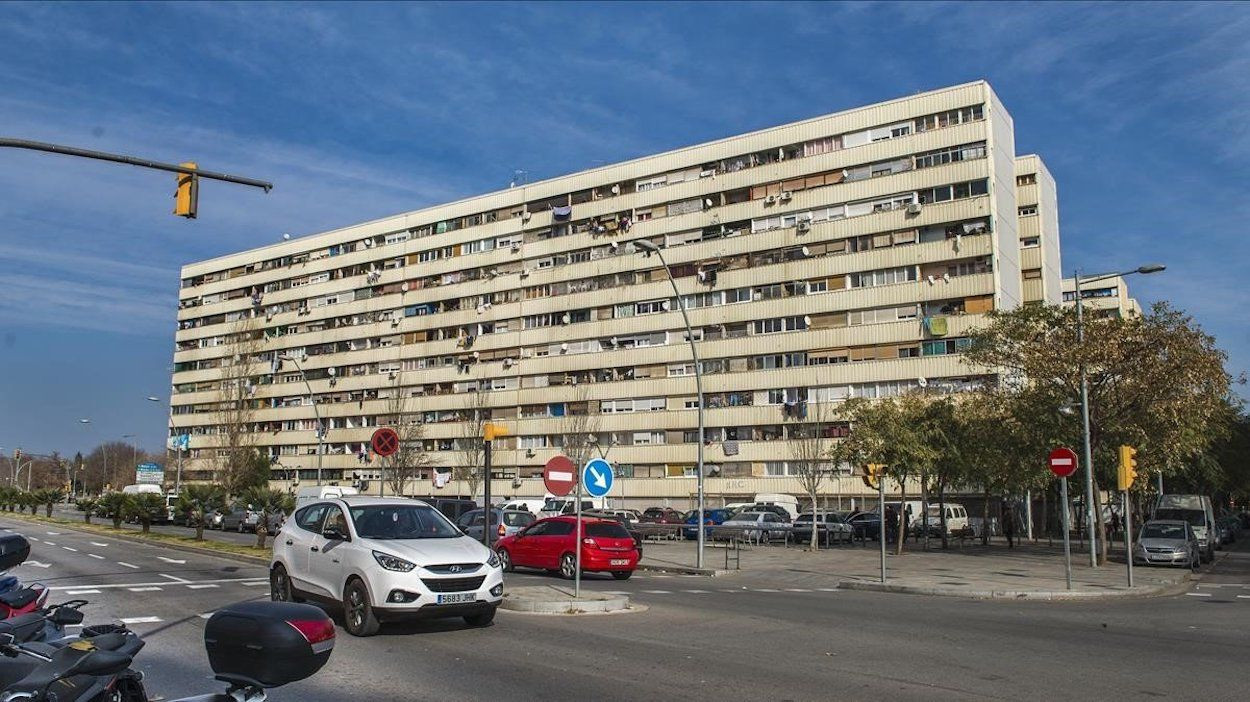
0,601,333,702
0,535,46,621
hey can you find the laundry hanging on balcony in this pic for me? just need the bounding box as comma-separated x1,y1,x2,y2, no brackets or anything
552,205,572,220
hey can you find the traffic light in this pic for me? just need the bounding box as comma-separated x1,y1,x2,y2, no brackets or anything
483,423,509,441
862,463,884,490
1117,445,1139,491
174,161,198,218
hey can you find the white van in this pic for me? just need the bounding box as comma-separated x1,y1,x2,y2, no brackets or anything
499,499,545,514
1154,494,1216,563
924,503,970,536
121,484,162,496
538,496,604,519
752,493,799,521
294,485,359,509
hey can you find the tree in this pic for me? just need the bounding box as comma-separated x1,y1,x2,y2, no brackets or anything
34,488,64,517
98,492,129,530
558,384,600,476
125,493,166,533
18,492,39,515
177,485,228,541
965,302,1236,564
381,376,432,496
0,487,18,512
216,317,266,491
785,397,841,550
225,448,272,497
455,390,490,501
75,497,99,524
241,487,294,549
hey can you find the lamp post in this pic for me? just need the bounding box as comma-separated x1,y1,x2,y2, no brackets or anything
633,239,706,569
78,418,108,493
147,396,186,492
1072,263,1164,567
279,355,325,486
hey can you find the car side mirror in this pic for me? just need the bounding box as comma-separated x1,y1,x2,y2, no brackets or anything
323,528,348,541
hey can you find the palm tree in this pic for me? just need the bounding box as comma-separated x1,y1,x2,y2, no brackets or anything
177,485,227,541
75,498,99,524
125,493,166,534
241,487,295,549
98,492,130,530
36,489,65,518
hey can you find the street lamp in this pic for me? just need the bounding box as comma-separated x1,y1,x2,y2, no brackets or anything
1072,263,1165,567
147,396,186,492
278,354,325,486
633,239,706,569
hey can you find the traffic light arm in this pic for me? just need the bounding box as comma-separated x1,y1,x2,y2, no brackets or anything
0,138,273,191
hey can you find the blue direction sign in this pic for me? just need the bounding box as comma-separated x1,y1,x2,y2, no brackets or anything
581,458,614,498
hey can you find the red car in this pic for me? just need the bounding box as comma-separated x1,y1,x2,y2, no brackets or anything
494,516,639,580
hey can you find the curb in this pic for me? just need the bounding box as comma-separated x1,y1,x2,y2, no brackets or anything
836,574,1193,601
500,587,633,615
637,563,730,577
0,514,271,568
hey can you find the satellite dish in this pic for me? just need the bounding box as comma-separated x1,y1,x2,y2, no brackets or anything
282,233,291,241
327,368,337,376
401,282,409,292
918,377,928,387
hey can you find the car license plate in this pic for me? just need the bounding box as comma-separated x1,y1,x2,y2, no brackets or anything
610,559,629,566
437,593,476,605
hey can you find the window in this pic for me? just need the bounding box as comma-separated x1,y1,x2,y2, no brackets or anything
1018,206,1038,216
1016,173,1037,186
850,266,917,288
1023,268,1043,280
914,142,988,169
1021,237,1040,248
295,504,329,532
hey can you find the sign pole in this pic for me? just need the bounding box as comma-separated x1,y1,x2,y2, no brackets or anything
575,476,583,598
1124,490,1133,588
878,475,886,584
482,438,492,548
1060,477,1072,590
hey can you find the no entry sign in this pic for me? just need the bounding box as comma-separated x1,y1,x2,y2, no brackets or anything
371,427,400,458
543,455,576,497
1049,447,1078,478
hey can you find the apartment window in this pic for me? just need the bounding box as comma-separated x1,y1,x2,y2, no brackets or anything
922,338,973,356
1023,268,1043,280
1019,205,1038,216
807,279,828,294
918,179,989,204
1021,237,1040,248
1016,174,1037,186
767,388,808,405
850,266,917,288
914,142,987,169
636,299,667,315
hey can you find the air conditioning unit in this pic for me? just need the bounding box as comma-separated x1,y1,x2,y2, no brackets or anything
779,191,792,202
503,358,513,367
521,211,532,222
519,269,531,278
510,243,521,253
700,169,715,178
796,221,811,233
764,195,777,205
906,202,923,215
364,239,374,248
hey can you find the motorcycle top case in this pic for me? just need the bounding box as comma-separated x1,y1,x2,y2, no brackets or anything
204,601,334,689
0,534,30,572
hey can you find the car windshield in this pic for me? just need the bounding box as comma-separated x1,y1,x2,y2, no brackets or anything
1155,509,1205,527
1141,523,1186,540
349,505,461,539
795,514,813,523
586,523,631,538
504,512,534,527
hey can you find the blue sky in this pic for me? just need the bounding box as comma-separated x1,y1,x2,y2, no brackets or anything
1,2,1247,457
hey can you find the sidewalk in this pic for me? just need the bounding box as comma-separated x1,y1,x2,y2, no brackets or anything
640,537,1193,600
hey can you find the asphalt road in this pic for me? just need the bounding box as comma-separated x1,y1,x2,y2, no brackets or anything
3,514,1247,701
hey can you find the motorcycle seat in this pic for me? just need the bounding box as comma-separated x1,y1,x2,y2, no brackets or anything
0,588,39,610
0,612,47,643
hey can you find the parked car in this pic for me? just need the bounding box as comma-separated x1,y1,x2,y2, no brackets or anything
584,509,645,558
682,508,736,540
640,507,686,524
846,511,882,541
1133,520,1200,570
494,516,639,580
220,503,262,533
424,498,479,524
718,511,791,543
920,503,972,537
791,512,854,546
1153,495,1216,563
736,503,793,523
270,496,503,636
204,509,225,530
538,498,602,519
456,508,535,545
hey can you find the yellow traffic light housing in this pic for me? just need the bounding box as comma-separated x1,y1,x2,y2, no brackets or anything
862,463,884,490
483,423,509,442
174,161,198,218
1117,445,1139,491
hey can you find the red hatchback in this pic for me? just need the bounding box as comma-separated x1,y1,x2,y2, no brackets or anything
494,516,639,580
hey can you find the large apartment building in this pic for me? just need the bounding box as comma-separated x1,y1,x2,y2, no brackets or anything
1062,275,1143,318
171,81,1055,508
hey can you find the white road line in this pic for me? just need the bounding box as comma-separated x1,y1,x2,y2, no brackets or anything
241,581,268,587
1186,592,1213,597
603,591,630,595
45,532,61,536
1237,595,1250,600
157,557,187,565
128,587,162,592
718,589,742,593
683,589,711,594
187,584,218,590
786,588,813,592
88,554,105,560
23,562,50,569
90,542,109,547
119,617,162,625
65,589,100,595
816,588,839,592
62,547,78,552
117,562,140,570
160,574,191,583
755,588,780,592
27,537,38,542
642,590,672,594
47,576,270,591
43,542,55,546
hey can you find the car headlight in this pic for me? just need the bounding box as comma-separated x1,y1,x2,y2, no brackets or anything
372,551,416,572
487,550,501,569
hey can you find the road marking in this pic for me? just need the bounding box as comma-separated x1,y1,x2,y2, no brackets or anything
718,589,741,593
160,574,191,583
44,541,55,546
241,580,268,587
1186,592,1213,597
128,587,162,592
65,589,100,595
683,589,711,594
117,562,140,569
23,562,50,569
27,537,38,542
1237,595,1250,600
62,547,78,552
755,588,780,592
46,532,61,536
90,542,109,547
816,588,839,592
187,584,219,590
786,588,813,592
47,576,269,591
88,554,105,560
120,617,162,625
603,591,630,595
642,590,672,594
157,557,186,565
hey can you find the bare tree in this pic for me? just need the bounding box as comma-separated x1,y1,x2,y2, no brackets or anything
381,378,432,496
216,316,266,491
558,385,600,472
785,397,839,551
455,389,489,500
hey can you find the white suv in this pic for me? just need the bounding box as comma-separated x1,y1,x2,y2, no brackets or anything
270,496,504,636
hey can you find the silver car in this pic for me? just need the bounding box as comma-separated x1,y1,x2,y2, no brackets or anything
457,508,535,545
1133,520,1200,570
717,511,792,543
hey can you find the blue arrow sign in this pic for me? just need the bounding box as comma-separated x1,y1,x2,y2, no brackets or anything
581,458,614,498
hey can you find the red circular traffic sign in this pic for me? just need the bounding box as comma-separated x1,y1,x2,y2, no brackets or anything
1048,447,1078,478
371,427,400,458
543,455,577,497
